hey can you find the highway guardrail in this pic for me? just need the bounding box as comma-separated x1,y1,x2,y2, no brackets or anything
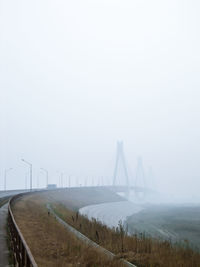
8,193,38,267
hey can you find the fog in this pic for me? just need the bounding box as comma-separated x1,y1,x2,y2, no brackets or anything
0,0,200,200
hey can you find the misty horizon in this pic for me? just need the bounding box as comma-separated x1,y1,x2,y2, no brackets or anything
1,0,200,200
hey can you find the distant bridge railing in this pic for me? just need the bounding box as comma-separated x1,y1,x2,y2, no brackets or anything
8,193,38,267
106,185,155,193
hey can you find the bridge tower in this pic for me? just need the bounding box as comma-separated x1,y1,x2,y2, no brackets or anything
134,157,146,199
112,141,129,195
135,157,145,188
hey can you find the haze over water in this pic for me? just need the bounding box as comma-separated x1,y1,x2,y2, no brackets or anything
1,0,200,202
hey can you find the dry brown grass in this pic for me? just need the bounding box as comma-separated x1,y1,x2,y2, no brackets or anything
52,202,200,267
12,194,126,267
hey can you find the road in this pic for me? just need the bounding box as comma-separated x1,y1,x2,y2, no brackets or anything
0,203,9,267
0,189,28,198
0,189,30,267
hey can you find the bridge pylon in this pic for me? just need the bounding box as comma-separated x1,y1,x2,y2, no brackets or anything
112,141,130,197
135,157,145,188
134,157,146,199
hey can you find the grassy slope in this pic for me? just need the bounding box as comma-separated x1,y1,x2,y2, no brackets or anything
44,187,125,210
52,201,200,267
126,205,200,250
12,194,125,267
12,189,200,267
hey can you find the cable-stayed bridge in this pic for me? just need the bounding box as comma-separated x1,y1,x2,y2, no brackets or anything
1,141,156,200
111,141,155,199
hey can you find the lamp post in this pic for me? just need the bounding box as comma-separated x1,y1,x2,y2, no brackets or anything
25,172,28,190
4,168,13,191
21,159,32,191
60,173,63,188
41,168,48,188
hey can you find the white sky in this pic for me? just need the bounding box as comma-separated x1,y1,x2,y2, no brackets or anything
0,0,200,198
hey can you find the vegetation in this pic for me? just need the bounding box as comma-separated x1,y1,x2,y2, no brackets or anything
12,194,126,267
12,191,200,267
45,187,124,210
126,205,200,250
52,202,200,267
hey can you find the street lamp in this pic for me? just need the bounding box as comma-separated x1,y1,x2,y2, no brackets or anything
60,173,63,188
40,168,48,188
4,168,13,191
21,159,32,191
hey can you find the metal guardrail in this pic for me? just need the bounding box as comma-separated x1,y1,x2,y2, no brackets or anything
7,193,38,267
6,189,136,267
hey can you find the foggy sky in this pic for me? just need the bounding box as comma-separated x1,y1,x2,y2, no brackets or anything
0,0,200,199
